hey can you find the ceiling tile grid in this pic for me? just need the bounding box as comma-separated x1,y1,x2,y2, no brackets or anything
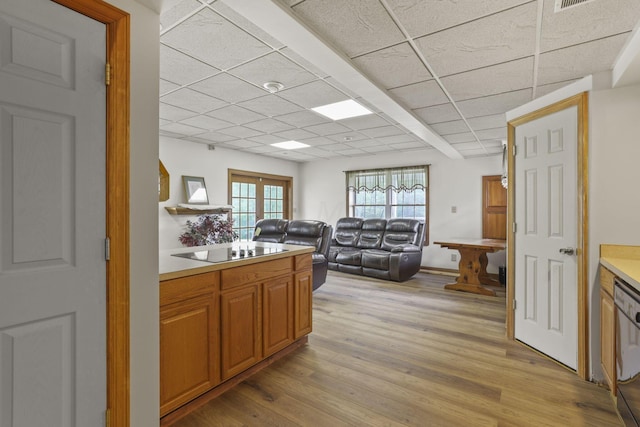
156,0,640,162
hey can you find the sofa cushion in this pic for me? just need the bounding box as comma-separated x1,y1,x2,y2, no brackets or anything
283,220,326,251
356,218,386,249
361,249,390,270
333,217,363,246
253,218,288,243
381,218,422,251
335,249,362,266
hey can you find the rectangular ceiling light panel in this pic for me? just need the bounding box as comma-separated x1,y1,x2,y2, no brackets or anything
271,140,310,149
311,99,373,121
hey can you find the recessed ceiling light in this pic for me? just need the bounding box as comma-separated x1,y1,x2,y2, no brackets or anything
311,99,373,121
271,140,310,150
263,81,284,93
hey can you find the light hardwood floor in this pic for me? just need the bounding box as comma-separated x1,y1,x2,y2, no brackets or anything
170,271,621,427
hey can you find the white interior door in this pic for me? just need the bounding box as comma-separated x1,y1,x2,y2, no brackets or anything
514,106,578,369
0,1,107,426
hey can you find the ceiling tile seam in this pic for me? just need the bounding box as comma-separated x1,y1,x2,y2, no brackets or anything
436,55,536,80
378,0,488,155
160,3,208,36
531,0,544,99
397,0,537,40
539,31,633,56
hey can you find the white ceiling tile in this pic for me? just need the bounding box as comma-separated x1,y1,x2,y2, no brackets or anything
161,88,227,113
160,118,171,127
245,144,281,154
160,103,199,121
206,105,266,124
535,80,579,98
334,147,370,156
291,0,405,57
339,114,392,130
280,48,329,78
456,88,532,118
298,136,337,146
159,130,187,139
444,132,477,144
360,126,404,138
160,79,180,96
210,1,286,49
229,52,317,90
479,140,504,149
180,115,233,131
302,122,351,136
466,114,507,131
451,141,484,150
160,122,206,136
389,140,430,150
386,0,530,37
190,73,266,103
429,120,470,135
244,118,294,134
273,128,318,140
217,126,264,139
273,110,329,127
237,95,304,117
540,0,640,53
160,44,219,85
161,8,272,70
413,103,461,124
217,139,263,149
277,80,348,109
352,42,432,90
160,0,202,31
376,134,418,144
415,2,537,76
475,127,507,140
326,131,368,143
247,134,286,144
442,57,534,101
388,79,448,109
193,131,239,143
345,138,384,148
537,34,629,85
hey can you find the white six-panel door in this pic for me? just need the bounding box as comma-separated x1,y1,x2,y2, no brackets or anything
514,106,578,370
0,1,107,426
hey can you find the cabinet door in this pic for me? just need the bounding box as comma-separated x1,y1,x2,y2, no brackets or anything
263,276,294,357
294,270,313,338
221,284,261,380
600,289,616,394
160,294,219,416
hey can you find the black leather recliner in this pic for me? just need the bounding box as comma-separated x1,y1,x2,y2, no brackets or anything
252,218,332,290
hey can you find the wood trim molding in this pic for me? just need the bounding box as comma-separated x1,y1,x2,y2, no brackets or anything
52,0,131,425
227,168,294,219
506,92,589,380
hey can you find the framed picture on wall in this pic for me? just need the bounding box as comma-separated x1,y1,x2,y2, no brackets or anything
182,175,209,204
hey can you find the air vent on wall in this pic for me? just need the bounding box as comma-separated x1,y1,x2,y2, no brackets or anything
555,0,596,12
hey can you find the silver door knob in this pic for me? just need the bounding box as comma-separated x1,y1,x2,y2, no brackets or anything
559,247,575,255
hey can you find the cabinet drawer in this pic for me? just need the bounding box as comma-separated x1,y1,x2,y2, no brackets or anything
161,271,219,306
295,253,312,271
221,257,292,290
600,265,615,297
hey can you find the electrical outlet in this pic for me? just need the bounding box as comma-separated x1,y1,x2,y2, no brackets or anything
451,254,457,262
451,206,457,213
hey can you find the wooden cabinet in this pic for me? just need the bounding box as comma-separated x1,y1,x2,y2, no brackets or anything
600,265,616,394
160,272,220,416
160,251,313,417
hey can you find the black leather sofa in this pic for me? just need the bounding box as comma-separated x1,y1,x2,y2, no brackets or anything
328,217,425,282
252,219,332,290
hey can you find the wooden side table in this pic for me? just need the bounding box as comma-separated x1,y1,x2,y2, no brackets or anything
435,239,506,296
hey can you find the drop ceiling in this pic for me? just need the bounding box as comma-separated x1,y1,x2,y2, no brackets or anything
159,0,640,162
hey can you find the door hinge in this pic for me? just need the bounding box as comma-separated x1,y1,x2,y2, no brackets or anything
513,299,517,310
105,409,110,427
105,237,111,261
105,63,111,86
512,222,517,233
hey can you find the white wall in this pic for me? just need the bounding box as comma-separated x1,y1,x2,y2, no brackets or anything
589,83,640,379
105,1,160,425
159,136,301,250
299,149,505,273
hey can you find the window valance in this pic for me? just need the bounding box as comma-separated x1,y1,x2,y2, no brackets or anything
346,165,429,193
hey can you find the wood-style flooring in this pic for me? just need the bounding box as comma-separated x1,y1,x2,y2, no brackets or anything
170,271,621,427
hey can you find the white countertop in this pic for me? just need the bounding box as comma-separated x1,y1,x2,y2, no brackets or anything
600,244,640,293
159,241,314,281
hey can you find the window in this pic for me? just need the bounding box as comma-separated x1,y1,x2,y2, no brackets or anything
228,169,292,241
346,165,429,240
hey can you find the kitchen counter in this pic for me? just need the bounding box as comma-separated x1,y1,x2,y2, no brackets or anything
159,241,315,281
600,244,640,293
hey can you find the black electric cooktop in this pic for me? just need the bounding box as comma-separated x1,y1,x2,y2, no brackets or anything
172,245,287,264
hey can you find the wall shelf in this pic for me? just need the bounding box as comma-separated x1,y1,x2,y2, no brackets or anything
164,207,232,218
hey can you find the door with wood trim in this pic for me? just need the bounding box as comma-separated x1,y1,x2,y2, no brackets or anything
514,106,578,370
482,175,507,240
0,0,107,425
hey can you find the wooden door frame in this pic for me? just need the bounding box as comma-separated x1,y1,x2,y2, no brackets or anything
52,0,130,424
506,92,589,379
227,169,293,219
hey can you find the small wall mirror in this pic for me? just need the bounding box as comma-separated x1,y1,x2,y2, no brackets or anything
182,175,209,204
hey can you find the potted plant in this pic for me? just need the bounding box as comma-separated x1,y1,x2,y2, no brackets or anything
178,214,238,247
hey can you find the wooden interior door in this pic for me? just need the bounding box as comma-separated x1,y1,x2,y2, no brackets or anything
482,175,507,240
